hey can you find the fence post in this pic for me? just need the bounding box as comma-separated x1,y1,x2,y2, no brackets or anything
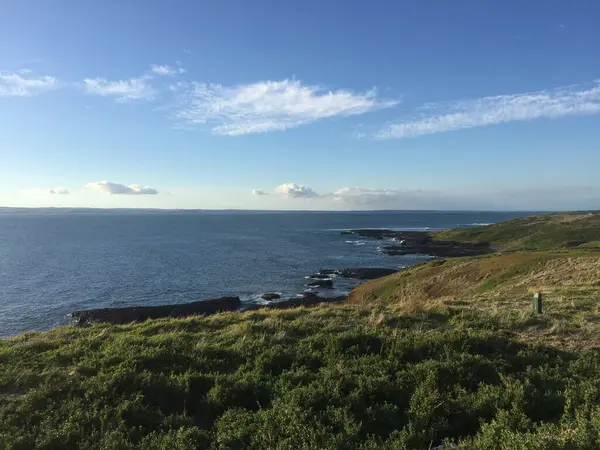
532,292,543,314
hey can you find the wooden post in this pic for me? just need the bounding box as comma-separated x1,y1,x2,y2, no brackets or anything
533,292,543,314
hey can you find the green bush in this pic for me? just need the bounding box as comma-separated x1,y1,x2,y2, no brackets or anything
2,308,600,449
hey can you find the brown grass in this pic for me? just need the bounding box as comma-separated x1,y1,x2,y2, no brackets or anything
348,250,600,350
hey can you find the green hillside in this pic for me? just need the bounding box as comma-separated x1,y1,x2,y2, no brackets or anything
436,211,600,250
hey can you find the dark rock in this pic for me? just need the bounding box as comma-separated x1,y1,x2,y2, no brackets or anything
318,269,339,275
338,268,399,280
348,229,494,258
265,294,346,309
351,229,431,243
379,240,492,257
308,273,332,280
71,296,242,325
243,293,346,311
307,279,333,288
261,292,281,301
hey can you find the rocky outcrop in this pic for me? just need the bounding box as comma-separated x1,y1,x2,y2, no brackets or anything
71,296,242,325
348,229,430,242
344,229,493,258
261,292,281,301
379,240,491,257
307,279,333,288
337,268,399,279
314,268,399,280
245,292,346,311
308,273,332,280
318,269,338,275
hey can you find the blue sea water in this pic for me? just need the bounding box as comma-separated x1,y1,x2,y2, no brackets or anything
0,210,532,337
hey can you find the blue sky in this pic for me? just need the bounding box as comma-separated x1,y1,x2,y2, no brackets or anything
1,0,599,210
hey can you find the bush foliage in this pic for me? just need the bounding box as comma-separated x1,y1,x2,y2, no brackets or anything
2,305,600,449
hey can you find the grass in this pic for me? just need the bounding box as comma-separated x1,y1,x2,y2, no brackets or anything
436,211,600,251
4,211,600,449
3,305,600,449
350,250,600,304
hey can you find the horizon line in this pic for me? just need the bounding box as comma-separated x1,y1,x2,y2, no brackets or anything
0,206,565,214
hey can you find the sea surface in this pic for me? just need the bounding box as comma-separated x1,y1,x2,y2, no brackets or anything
0,210,532,337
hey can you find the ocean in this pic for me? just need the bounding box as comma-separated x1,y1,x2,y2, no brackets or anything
0,210,531,337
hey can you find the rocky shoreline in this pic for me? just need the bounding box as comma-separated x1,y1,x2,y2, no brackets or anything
71,292,350,325
346,229,494,257
70,267,401,325
71,227,493,326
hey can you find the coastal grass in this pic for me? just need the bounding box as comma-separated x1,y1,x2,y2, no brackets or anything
435,211,600,251
350,250,600,349
3,302,600,449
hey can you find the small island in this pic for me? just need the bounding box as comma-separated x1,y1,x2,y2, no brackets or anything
3,212,600,449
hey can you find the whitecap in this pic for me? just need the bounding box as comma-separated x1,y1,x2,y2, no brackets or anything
345,240,366,246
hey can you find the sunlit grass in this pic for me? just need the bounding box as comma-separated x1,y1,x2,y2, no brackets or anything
2,301,600,449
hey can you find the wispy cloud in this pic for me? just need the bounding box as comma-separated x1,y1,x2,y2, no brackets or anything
275,183,319,198
175,79,398,135
0,71,58,97
376,81,600,139
49,188,69,195
252,189,269,196
85,181,158,195
151,64,185,76
82,76,155,102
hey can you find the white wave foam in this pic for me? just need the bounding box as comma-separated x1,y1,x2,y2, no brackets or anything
345,240,366,246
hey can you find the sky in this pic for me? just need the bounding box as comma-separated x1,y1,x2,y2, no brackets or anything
1,0,599,211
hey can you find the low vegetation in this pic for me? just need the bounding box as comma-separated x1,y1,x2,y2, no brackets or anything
2,212,600,449
3,304,600,449
436,211,600,251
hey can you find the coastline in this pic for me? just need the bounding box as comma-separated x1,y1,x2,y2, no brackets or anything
68,229,491,326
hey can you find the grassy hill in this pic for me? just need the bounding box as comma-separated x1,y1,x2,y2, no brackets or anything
3,212,600,449
351,212,600,350
436,211,600,251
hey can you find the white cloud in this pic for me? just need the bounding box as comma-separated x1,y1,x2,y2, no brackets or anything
49,188,69,195
252,189,269,196
83,76,155,102
275,183,319,198
85,181,158,195
0,72,58,97
376,81,600,139
151,64,185,76
175,79,398,135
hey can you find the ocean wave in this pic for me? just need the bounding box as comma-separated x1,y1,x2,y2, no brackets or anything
345,240,366,246
466,222,492,226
